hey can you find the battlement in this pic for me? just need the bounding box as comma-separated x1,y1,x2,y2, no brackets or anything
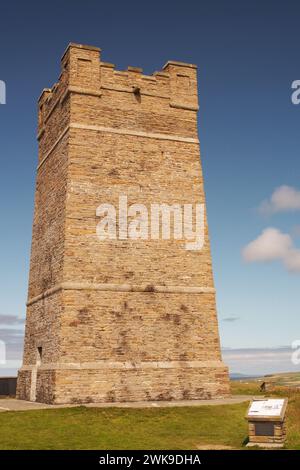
38,43,199,134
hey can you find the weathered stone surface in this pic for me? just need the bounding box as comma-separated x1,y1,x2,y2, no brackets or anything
17,43,230,404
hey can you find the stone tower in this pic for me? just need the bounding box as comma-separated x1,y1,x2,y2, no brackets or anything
17,43,229,404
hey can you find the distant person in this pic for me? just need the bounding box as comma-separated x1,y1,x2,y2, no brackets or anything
260,381,266,392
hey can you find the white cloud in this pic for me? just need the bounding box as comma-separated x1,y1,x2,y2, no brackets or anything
243,228,292,262
284,249,300,272
242,227,300,273
260,185,300,214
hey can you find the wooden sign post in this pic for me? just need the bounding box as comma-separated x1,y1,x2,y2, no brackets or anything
245,398,288,448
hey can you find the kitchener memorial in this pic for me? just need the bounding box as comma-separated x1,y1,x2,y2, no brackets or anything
17,43,229,404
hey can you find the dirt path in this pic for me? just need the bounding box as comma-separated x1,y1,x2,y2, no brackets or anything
0,395,251,412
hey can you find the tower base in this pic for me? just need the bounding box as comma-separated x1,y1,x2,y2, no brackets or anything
17,362,229,404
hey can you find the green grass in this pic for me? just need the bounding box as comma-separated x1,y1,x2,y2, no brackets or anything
0,404,248,450
0,381,299,450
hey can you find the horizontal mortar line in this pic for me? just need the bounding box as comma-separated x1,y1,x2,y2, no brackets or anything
20,360,226,371
37,125,70,170
62,86,102,101
37,123,199,170
170,101,199,112
26,282,215,306
38,87,103,134
37,78,198,137
70,123,199,144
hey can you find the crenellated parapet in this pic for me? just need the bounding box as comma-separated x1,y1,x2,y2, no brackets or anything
37,43,199,148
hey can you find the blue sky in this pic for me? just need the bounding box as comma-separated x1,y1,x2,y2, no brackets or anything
0,0,300,375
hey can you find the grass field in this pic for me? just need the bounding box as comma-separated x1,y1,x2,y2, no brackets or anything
0,380,299,450
256,371,300,388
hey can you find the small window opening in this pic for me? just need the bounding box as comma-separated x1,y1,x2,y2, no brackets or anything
132,86,141,102
37,346,43,366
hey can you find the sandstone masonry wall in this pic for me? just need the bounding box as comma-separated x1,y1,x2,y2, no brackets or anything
17,43,229,404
